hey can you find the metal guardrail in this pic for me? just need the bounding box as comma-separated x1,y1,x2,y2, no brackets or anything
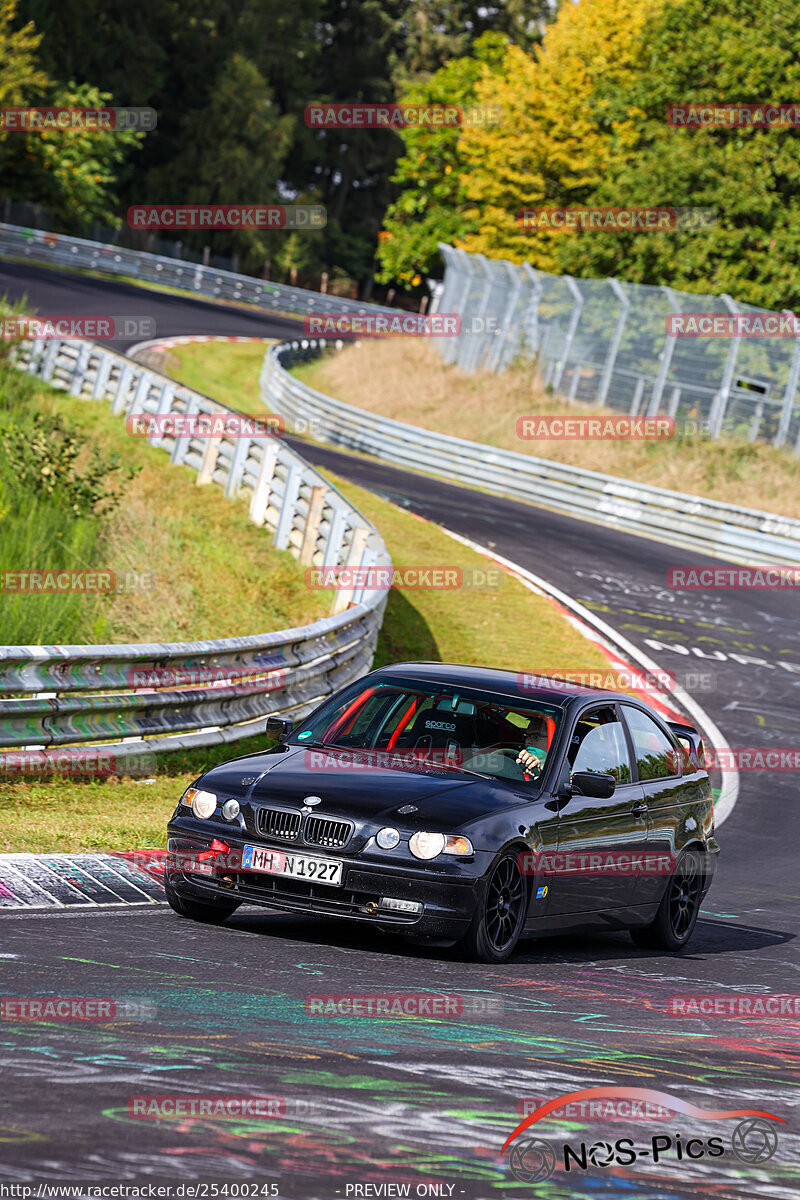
1,338,391,760
433,243,800,454
0,221,398,321
262,340,800,566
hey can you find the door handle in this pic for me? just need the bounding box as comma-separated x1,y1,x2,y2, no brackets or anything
630,801,648,817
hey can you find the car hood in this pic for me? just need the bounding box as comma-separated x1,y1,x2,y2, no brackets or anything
200,745,528,827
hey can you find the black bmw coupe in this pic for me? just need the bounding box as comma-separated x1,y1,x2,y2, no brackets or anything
165,662,719,961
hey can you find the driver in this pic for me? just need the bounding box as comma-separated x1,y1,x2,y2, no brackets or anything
515,713,549,777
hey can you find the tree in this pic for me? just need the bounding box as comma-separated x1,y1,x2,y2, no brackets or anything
376,32,508,284
456,0,660,267
0,0,47,119
145,53,295,272
0,80,143,228
555,0,800,309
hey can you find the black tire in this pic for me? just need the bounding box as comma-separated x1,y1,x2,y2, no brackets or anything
457,852,527,963
164,877,241,924
631,849,704,951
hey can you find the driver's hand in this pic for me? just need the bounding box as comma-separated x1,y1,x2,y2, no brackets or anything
516,749,543,774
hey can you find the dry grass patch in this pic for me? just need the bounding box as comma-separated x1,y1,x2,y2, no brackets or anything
293,339,800,518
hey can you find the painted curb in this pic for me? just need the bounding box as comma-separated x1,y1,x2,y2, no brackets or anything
0,851,166,911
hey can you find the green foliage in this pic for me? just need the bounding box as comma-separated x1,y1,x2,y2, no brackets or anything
0,0,47,114
376,32,508,283
0,366,108,646
0,80,143,228
1,410,136,517
554,0,800,308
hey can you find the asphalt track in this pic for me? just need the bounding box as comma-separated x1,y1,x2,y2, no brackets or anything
0,262,797,1198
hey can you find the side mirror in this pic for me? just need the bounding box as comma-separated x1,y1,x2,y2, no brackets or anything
266,716,294,741
571,771,616,799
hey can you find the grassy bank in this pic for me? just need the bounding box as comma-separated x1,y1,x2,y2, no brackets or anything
0,358,326,646
163,340,273,417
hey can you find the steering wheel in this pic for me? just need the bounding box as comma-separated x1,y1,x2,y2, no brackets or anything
461,745,538,781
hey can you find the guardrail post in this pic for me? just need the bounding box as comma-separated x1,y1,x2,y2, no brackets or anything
273,460,303,550
332,526,370,613
111,363,134,414
147,382,176,444
300,486,327,564
552,277,584,390
323,500,348,567
707,295,741,437
775,318,800,449
646,287,681,417
249,440,280,525
26,339,45,375
127,369,153,416
597,279,630,406
40,338,61,381
91,351,114,399
171,395,199,463
197,435,223,485
224,434,252,498
68,343,91,395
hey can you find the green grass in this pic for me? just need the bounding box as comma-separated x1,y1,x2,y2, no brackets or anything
166,340,273,417
0,360,328,645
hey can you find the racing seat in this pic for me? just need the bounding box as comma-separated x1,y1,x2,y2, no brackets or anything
396,697,478,761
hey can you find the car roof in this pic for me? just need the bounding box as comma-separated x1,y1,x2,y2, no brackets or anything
368,661,635,709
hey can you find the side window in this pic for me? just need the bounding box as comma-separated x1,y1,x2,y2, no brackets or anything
621,704,682,781
569,706,632,784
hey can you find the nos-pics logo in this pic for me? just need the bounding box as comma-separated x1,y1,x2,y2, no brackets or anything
503,1088,783,1184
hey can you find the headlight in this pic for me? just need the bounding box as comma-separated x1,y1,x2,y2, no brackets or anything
409,831,445,860
181,787,217,820
221,798,240,821
376,827,400,849
409,832,473,860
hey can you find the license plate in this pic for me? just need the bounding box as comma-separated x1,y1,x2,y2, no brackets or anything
241,844,342,887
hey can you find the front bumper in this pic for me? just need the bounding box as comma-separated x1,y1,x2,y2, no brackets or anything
166,828,483,939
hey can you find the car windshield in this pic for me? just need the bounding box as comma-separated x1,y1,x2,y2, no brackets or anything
287,677,562,785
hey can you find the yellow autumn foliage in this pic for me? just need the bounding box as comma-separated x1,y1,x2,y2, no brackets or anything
458,0,663,266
